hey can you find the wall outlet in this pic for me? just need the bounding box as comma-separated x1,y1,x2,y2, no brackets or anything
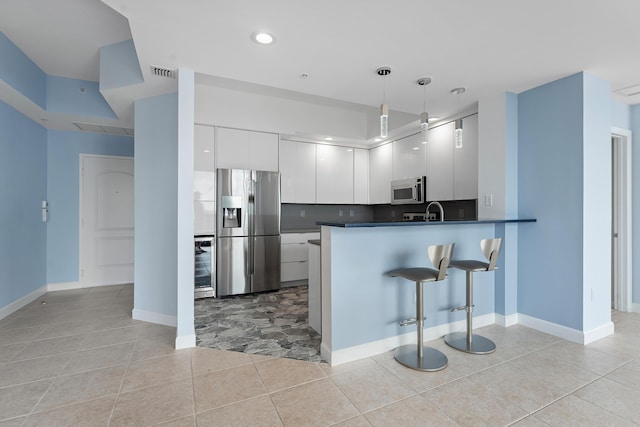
349,209,355,217
484,194,493,206
339,209,344,217
300,209,305,217
458,208,464,218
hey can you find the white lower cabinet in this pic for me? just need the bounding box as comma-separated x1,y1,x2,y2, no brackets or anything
281,232,320,282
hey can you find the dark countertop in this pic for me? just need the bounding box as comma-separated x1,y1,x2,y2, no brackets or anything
281,228,321,234
308,239,321,246
316,218,536,228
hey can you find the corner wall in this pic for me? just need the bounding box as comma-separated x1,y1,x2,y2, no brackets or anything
631,104,640,306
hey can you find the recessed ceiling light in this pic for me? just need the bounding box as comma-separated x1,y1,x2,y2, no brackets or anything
374,138,383,142
252,32,274,45
325,137,333,141
412,147,420,150
203,149,211,153
428,116,439,123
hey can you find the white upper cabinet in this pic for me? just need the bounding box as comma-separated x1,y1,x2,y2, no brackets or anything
453,114,478,200
316,144,354,204
194,124,215,201
216,127,279,172
279,140,316,203
426,122,454,201
392,132,427,181
353,148,369,205
369,143,393,204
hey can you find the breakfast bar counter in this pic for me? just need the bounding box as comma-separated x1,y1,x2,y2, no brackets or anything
317,218,535,365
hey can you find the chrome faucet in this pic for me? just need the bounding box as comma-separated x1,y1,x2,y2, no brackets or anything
426,201,444,222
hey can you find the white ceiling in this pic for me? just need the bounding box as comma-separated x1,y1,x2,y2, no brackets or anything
2,0,640,139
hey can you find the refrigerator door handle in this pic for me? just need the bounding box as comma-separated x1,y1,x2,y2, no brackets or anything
248,172,256,277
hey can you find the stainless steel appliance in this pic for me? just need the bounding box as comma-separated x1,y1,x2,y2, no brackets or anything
391,176,426,205
216,169,281,297
194,235,215,299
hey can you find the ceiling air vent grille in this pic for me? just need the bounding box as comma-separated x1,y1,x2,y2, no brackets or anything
150,66,177,79
615,84,640,97
74,122,134,136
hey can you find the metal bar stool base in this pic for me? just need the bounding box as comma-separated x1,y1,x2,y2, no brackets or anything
444,331,496,355
393,344,448,372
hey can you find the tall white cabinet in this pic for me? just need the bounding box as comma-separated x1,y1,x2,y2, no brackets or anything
392,132,427,180
216,127,279,172
369,143,393,204
194,124,215,235
316,144,354,204
279,140,316,203
353,148,369,204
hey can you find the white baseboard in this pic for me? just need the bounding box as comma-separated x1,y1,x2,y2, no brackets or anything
0,285,47,320
132,308,177,327
47,281,81,292
324,313,495,366
632,303,640,314
495,313,519,327
517,313,585,344
583,321,615,344
175,334,196,349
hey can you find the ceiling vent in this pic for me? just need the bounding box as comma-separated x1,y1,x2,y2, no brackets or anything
74,122,134,136
615,84,640,97
150,65,177,79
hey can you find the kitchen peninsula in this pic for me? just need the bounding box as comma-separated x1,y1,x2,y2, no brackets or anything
318,218,535,365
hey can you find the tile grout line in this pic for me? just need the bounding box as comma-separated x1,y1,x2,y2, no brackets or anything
106,322,140,426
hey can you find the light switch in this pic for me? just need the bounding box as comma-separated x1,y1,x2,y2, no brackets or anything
484,194,493,206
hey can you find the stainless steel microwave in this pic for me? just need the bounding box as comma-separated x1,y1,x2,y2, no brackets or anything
390,176,426,205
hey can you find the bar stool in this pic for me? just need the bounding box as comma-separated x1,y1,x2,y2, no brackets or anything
385,243,455,372
444,238,502,355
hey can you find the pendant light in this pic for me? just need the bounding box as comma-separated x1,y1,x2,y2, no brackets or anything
451,87,465,148
377,67,391,138
417,77,432,144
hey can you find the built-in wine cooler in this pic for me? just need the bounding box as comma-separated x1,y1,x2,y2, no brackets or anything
194,235,215,299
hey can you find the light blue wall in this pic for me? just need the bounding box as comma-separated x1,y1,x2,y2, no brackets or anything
46,131,133,284
99,40,144,91
518,73,585,330
581,73,612,330
0,100,47,307
0,32,46,109
631,104,640,305
46,76,117,118
612,100,630,129
134,93,178,318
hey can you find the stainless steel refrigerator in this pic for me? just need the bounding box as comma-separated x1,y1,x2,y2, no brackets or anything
216,169,281,297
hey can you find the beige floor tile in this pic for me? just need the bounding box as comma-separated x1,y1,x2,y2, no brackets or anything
515,350,599,393
270,378,358,427
534,394,636,426
467,360,566,413
62,342,134,374
605,358,640,391
364,395,458,427
37,315,143,340
509,415,550,426
23,396,116,427
574,377,640,424
0,343,25,363
586,333,640,361
79,324,146,349
330,363,415,413
0,326,48,346
0,353,70,387
0,380,52,420
331,415,372,427
422,377,528,426
0,417,26,427
196,395,283,427
130,332,176,362
249,353,276,363
154,415,195,426
194,363,267,413
12,334,87,361
109,378,194,426
525,340,627,376
191,347,253,377
122,351,192,392
35,364,126,412
254,356,326,392
374,353,466,393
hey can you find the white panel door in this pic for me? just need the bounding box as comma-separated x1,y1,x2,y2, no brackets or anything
81,155,134,286
426,122,454,201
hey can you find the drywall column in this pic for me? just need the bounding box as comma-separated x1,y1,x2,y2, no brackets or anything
175,68,195,349
133,93,179,326
631,104,640,311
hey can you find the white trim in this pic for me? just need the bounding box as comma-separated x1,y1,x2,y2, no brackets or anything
632,303,640,314
518,313,585,344
323,313,495,366
611,127,633,312
495,313,519,327
132,308,177,327
47,281,81,292
583,322,615,344
0,286,46,320
175,334,196,349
